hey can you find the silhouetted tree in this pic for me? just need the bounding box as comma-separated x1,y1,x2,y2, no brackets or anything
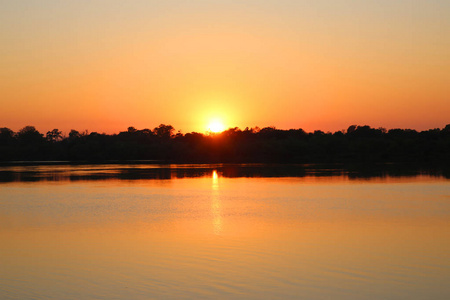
46,129,63,142
69,129,82,140
0,127,15,144
443,124,450,134
153,124,174,138
16,126,44,144
347,125,357,134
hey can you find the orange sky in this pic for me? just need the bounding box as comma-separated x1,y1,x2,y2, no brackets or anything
1,1,449,134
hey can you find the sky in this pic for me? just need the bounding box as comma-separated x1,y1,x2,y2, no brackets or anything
1,0,449,134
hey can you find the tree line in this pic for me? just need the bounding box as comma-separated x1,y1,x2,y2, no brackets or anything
0,124,449,164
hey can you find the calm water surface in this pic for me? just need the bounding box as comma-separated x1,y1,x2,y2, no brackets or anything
0,164,449,299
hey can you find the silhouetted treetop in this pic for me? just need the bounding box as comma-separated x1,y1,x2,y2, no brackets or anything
16,126,44,144
0,128,14,144
153,124,174,138
46,129,63,142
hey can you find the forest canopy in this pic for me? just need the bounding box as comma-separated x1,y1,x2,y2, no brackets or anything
0,124,449,164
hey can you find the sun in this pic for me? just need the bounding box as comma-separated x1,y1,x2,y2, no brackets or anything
208,119,225,133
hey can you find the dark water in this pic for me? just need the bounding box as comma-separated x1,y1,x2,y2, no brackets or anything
0,164,449,299
0,162,447,182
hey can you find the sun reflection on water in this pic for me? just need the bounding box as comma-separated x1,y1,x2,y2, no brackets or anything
211,170,222,234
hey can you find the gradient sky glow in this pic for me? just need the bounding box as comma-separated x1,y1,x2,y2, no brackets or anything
1,0,449,134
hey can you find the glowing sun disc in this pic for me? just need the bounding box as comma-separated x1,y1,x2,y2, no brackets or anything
208,120,225,133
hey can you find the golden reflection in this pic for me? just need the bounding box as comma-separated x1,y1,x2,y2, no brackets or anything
211,170,222,234
212,169,219,185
